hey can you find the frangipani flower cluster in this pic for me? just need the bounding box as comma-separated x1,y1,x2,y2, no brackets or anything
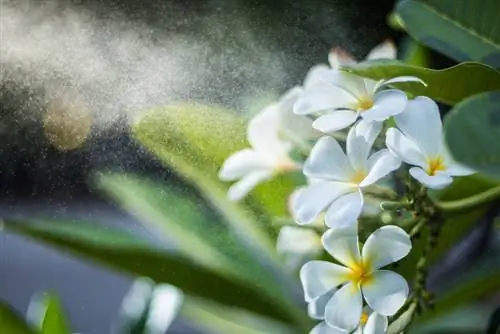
218,84,319,201
293,121,401,229
219,40,475,333
302,225,411,332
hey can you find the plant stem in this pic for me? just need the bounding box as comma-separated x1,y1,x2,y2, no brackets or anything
409,219,425,238
435,185,500,213
380,200,412,211
365,185,399,200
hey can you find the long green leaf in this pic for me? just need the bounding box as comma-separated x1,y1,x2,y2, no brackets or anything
444,91,500,179
411,306,490,334
3,220,296,325
96,172,308,330
0,301,37,334
97,173,237,272
180,297,297,334
343,60,500,105
131,104,308,320
27,293,71,334
413,251,500,326
133,103,298,221
396,0,500,67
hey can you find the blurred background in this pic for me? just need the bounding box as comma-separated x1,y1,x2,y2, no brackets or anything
1,0,495,333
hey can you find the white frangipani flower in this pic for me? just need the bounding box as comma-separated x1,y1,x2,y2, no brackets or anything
300,226,411,332
311,308,388,334
219,88,315,201
307,285,388,334
293,121,401,228
302,40,397,97
386,96,475,189
294,70,424,133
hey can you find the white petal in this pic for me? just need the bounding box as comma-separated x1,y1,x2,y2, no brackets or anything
279,86,303,110
288,187,305,221
276,226,321,257
361,270,409,316
247,104,287,156
346,124,371,170
293,181,353,225
394,96,442,157
374,76,426,93
304,136,353,181
441,149,475,176
313,111,359,133
308,288,337,320
325,283,363,332
359,149,401,187
445,162,475,176
322,226,361,268
146,285,183,334
409,167,453,189
294,84,356,115
362,226,411,271
278,88,319,141
311,321,347,334
363,313,388,334
354,119,383,148
300,261,351,302
327,71,370,98
361,90,407,122
304,65,334,88
325,191,364,229
385,128,427,167
328,47,357,69
366,40,396,60
227,170,274,201
218,149,269,180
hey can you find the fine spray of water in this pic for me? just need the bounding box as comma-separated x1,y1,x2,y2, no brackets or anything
0,0,290,139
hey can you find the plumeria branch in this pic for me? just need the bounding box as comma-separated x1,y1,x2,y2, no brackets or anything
434,184,500,213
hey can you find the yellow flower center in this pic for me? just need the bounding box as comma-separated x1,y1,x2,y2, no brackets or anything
275,157,298,173
355,95,374,111
426,156,446,176
347,260,373,286
349,169,368,185
360,311,369,325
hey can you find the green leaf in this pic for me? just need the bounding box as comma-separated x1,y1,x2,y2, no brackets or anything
396,0,500,68
0,301,37,334
27,293,71,334
96,172,307,330
411,306,490,334
3,219,298,325
343,60,500,105
180,297,297,334
97,173,241,272
445,91,500,180
400,37,431,68
133,103,298,220
413,252,500,326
